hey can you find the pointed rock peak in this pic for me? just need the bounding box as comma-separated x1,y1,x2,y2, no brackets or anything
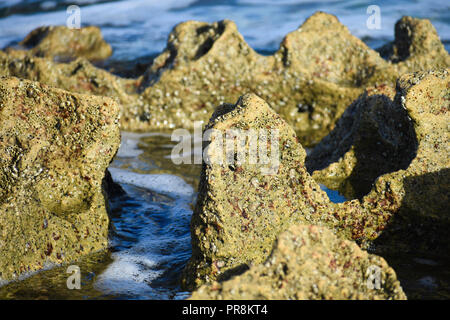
154,19,252,68
393,16,446,60
379,16,450,72
301,11,346,31
278,11,387,85
16,25,112,62
208,93,280,127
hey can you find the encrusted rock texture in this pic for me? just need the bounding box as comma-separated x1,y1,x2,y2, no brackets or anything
190,224,406,300
0,77,120,280
0,11,448,299
1,13,448,147
309,69,449,255
182,68,449,290
5,25,112,62
181,93,392,290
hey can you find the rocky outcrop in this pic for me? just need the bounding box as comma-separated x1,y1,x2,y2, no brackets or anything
1,13,448,146
305,84,412,199
182,68,450,289
0,51,138,121
378,16,450,74
5,26,112,62
190,224,406,300
180,93,397,290
0,77,120,281
308,69,449,254
137,13,399,145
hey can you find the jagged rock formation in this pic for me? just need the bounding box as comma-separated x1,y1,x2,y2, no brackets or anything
1,13,448,147
5,26,112,62
181,94,392,289
308,69,450,254
190,224,406,300
0,77,120,280
378,16,450,74
182,69,449,288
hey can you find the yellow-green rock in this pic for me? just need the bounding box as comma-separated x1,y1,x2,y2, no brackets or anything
1,13,447,147
309,69,450,254
181,93,397,290
182,69,449,289
190,224,406,300
5,26,112,62
0,77,120,281
379,16,450,74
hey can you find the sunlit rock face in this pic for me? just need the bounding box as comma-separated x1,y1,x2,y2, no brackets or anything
190,224,406,300
0,77,120,281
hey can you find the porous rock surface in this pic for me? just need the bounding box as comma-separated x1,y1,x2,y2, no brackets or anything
5,26,112,62
181,93,397,290
1,13,448,146
190,224,406,300
0,77,120,280
182,69,450,289
308,69,450,254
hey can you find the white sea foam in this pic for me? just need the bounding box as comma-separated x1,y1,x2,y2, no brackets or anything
1,0,448,60
108,167,194,199
95,170,193,298
94,251,162,297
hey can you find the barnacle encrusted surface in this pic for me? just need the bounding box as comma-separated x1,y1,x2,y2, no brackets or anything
5,26,112,62
182,69,450,289
1,13,448,147
309,69,450,254
190,224,406,300
0,77,120,280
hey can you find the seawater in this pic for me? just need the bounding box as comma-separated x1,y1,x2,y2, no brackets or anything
0,0,449,300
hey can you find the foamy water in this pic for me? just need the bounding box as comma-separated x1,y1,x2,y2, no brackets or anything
91,133,194,299
0,0,449,63
0,1,449,300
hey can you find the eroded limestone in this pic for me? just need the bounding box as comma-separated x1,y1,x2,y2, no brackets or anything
0,77,120,280
190,224,406,300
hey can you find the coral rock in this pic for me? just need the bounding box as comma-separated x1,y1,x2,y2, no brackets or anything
6,26,112,62
0,77,120,280
190,224,406,300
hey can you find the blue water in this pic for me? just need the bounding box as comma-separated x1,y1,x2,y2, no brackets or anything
0,0,449,300
0,0,449,63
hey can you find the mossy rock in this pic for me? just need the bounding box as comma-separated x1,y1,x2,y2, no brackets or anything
5,25,112,62
190,224,406,300
181,93,398,290
0,77,120,281
308,69,450,255
1,13,448,147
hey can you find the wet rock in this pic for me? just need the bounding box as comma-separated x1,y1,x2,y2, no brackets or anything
378,16,450,74
137,13,399,145
1,13,448,146
0,53,139,123
308,69,450,254
306,84,414,199
0,77,120,281
6,26,112,62
181,93,395,290
190,224,406,300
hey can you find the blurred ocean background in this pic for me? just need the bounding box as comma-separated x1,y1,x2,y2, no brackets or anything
0,0,449,300
1,0,449,65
